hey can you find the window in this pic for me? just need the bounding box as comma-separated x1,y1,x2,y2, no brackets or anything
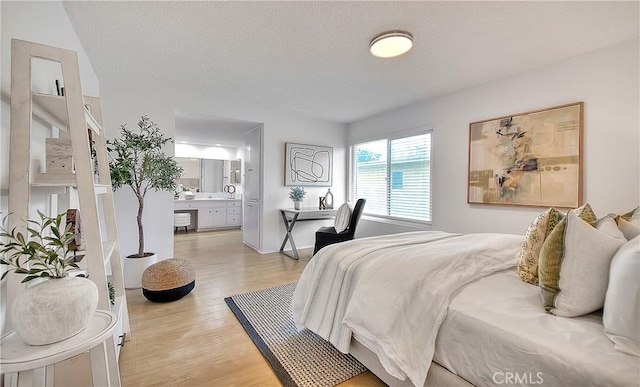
349,131,431,222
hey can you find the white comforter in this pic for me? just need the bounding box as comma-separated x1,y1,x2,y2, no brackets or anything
292,231,523,387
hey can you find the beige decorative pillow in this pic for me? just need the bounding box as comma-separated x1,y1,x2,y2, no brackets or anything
333,203,351,233
539,208,626,317
615,207,640,239
616,217,640,240
538,204,596,311
603,236,640,356
516,208,564,285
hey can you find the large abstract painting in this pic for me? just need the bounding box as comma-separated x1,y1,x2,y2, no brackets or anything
468,102,583,208
284,142,333,186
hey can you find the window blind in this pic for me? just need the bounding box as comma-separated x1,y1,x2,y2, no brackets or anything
350,132,431,222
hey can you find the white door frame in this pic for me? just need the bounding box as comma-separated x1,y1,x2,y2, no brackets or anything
243,124,263,252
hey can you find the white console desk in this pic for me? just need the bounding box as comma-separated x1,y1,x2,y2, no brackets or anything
279,207,337,259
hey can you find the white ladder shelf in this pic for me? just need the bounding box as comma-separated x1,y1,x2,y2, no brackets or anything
6,39,129,386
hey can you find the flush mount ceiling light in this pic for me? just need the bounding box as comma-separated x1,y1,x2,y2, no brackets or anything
369,30,413,58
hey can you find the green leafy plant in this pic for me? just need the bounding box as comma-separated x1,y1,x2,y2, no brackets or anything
0,211,79,283
288,186,306,201
107,115,183,258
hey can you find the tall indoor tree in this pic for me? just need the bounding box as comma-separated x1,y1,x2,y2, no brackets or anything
108,115,183,258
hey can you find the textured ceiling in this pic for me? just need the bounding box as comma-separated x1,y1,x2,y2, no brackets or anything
63,1,638,134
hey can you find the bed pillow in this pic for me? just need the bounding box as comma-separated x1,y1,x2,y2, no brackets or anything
334,203,351,233
538,203,596,273
539,211,626,317
538,204,597,313
517,208,564,285
619,206,640,223
616,217,640,240
615,206,640,240
603,236,640,356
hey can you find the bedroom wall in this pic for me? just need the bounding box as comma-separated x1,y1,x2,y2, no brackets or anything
0,1,100,215
175,143,239,160
349,38,640,237
100,87,348,258
0,1,100,334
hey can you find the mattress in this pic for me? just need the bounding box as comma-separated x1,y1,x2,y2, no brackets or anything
434,270,639,387
349,338,473,387
293,231,523,386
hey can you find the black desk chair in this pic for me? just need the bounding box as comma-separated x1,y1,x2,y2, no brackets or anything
313,198,366,255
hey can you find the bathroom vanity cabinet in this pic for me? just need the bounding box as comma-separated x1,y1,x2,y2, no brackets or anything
174,199,241,231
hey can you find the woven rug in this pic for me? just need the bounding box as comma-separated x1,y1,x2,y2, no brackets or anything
224,282,366,387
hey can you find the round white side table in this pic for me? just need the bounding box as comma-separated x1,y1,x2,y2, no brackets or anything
1,310,119,387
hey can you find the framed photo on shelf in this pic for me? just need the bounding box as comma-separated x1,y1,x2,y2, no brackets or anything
467,102,583,208
284,142,333,186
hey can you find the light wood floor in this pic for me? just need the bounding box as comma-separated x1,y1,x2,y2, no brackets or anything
119,229,385,386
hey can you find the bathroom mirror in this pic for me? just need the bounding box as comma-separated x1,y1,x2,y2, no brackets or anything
175,157,241,193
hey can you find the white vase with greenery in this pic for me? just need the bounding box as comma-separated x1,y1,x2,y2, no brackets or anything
0,211,98,345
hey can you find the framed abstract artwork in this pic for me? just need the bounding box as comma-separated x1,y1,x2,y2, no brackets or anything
284,142,333,186
467,102,583,208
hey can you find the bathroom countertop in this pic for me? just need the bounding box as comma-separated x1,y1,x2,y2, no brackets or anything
174,197,240,202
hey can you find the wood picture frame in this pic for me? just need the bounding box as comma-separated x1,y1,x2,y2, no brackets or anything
467,102,583,208
284,142,333,186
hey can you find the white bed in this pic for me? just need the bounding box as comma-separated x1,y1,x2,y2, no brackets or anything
292,231,640,387
435,270,638,386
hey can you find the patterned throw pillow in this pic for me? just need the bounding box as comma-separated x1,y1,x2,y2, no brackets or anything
333,203,351,233
516,208,564,285
619,206,640,223
539,205,627,317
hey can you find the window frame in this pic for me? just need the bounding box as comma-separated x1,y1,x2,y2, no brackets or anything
348,126,433,225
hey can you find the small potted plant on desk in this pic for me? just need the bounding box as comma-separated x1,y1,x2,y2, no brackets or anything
289,186,306,210
0,211,98,345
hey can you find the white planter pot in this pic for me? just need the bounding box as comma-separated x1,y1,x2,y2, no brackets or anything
124,253,158,289
293,200,301,210
11,277,99,346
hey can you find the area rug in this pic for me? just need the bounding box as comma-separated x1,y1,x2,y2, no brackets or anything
224,282,366,387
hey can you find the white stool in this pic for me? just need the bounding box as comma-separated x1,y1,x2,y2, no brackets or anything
174,213,191,233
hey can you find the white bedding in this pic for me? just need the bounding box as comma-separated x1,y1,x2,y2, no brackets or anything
435,270,640,387
292,231,523,387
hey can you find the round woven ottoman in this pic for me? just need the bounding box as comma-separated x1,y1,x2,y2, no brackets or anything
142,258,195,302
